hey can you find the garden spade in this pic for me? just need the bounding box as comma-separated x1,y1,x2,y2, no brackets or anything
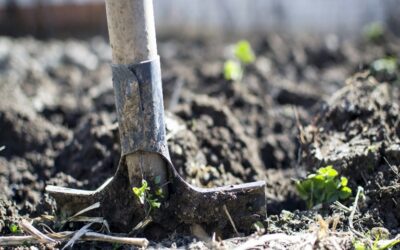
46,0,266,233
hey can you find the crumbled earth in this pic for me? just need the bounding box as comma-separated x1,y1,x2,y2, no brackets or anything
301,73,400,234
0,33,399,249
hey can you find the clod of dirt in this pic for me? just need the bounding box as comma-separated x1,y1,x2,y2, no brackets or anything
0,81,71,217
54,113,120,189
302,73,400,231
175,94,265,184
0,199,22,234
0,81,70,160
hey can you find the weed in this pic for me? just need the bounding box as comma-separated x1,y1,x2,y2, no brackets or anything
224,60,243,81
132,180,161,214
371,57,398,75
224,40,255,81
9,223,20,234
353,238,400,250
353,240,366,250
234,40,255,65
295,166,352,208
363,22,384,42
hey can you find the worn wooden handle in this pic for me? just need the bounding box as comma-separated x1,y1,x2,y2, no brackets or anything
105,0,158,64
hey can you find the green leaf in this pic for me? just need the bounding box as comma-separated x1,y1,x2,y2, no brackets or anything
296,165,352,208
353,240,366,250
339,186,352,200
9,224,19,234
132,180,149,205
340,177,348,187
380,238,400,249
148,198,161,209
224,60,243,81
155,187,164,198
363,22,384,42
141,180,149,191
252,221,265,231
371,57,397,74
317,166,338,178
234,40,255,64
295,181,309,200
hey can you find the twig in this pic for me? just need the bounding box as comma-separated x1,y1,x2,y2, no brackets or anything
234,233,312,250
20,219,58,244
62,222,93,250
332,201,352,213
0,231,149,248
383,156,400,178
328,237,342,250
68,216,110,233
223,205,240,237
37,223,56,234
348,186,365,239
129,216,153,236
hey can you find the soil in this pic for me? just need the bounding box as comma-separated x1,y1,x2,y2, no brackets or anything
0,33,399,249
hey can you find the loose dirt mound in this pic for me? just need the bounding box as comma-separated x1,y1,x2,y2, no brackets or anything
302,73,400,231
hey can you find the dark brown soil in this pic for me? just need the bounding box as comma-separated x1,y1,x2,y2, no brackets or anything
0,33,399,249
302,73,400,232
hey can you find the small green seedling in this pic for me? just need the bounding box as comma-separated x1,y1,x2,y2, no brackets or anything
132,180,161,214
224,60,243,81
295,166,352,208
371,57,398,75
353,238,400,250
252,221,265,235
363,22,384,42
224,40,255,81
234,40,256,65
9,224,20,234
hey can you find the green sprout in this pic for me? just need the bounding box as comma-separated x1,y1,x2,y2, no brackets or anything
353,238,400,250
295,166,352,208
234,40,256,65
224,40,255,81
9,224,20,234
371,57,398,75
224,60,243,81
363,22,384,43
132,180,161,213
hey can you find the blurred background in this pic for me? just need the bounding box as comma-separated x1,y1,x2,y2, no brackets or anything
0,0,399,38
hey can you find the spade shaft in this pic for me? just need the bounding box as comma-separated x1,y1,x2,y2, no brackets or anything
105,0,168,197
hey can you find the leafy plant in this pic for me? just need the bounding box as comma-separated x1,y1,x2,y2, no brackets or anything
234,40,256,65
295,166,352,208
353,238,400,250
224,60,243,81
9,223,20,234
371,57,398,75
224,40,255,81
132,180,161,214
363,22,384,42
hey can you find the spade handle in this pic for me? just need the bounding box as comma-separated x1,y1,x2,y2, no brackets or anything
105,0,168,195
105,0,158,64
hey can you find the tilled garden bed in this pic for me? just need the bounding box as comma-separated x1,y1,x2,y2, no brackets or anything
0,34,399,249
